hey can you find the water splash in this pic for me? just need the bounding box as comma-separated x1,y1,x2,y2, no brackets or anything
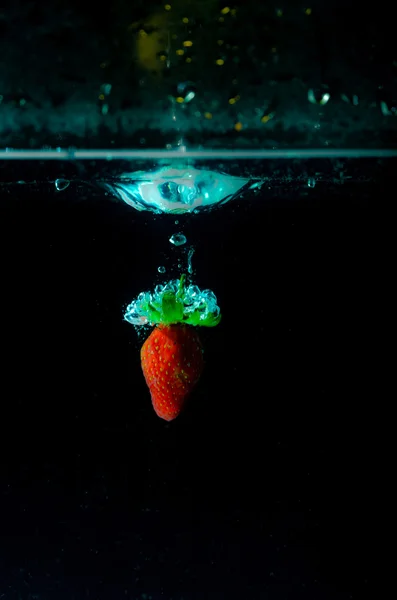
101,167,258,214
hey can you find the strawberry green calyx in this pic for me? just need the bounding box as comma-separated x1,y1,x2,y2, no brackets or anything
124,274,221,327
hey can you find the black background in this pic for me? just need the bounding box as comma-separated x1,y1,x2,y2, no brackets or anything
0,166,386,599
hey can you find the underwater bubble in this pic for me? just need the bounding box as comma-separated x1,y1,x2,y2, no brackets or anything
55,178,70,191
250,181,263,191
177,81,196,103
308,88,331,105
124,278,221,328
163,280,179,294
124,303,148,326
158,266,166,273
184,285,201,304
187,247,194,274
340,93,359,106
100,83,112,96
380,100,397,116
170,233,187,246
307,178,316,188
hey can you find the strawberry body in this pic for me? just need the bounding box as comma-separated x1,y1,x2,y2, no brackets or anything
140,324,204,421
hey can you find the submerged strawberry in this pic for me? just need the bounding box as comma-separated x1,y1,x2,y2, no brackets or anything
124,274,221,421
140,324,204,421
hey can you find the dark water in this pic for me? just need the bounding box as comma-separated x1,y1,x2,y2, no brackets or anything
1,0,393,594
0,158,386,599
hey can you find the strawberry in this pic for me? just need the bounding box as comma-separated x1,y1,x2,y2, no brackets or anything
124,274,221,420
140,324,204,421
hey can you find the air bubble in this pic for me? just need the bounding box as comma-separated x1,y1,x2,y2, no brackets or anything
307,178,316,188
177,81,196,103
100,83,112,96
158,266,166,273
380,100,397,116
55,178,70,191
169,233,187,246
187,247,195,275
124,278,221,328
308,88,330,105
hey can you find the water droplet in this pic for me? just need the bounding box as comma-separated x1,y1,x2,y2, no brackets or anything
340,93,359,106
308,87,330,105
177,81,196,103
169,233,187,246
102,167,255,214
380,100,397,116
307,178,316,188
158,266,166,273
100,83,112,96
55,178,70,191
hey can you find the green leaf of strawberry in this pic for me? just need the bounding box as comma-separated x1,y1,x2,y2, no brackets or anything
125,274,221,328
140,324,204,421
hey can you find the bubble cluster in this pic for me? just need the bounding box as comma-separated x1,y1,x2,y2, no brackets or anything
124,278,221,327
180,283,220,322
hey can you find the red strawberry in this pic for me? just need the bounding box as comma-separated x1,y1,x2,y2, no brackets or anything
140,324,204,421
